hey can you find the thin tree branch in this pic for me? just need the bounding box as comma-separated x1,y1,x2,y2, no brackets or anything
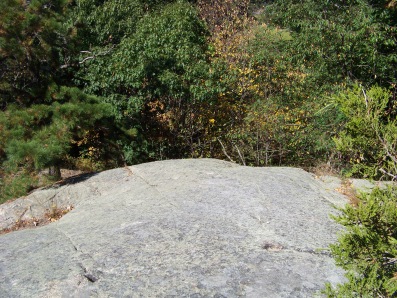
379,168,397,181
78,46,115,65
234,143,246,166
383,257,397,265
361,85,369,115
217,138,235,163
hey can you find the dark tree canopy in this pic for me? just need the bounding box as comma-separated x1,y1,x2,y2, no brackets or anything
1,0,397,202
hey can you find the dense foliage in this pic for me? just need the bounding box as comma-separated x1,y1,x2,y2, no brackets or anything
0,1,396,192
0,0,124,201
261,0,397,169
333,85,397,179
75,1,214,161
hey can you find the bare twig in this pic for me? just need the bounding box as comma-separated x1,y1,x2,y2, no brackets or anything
361,85,369,114
234,143,246,166
383,257,397,265
379,137,397,164
217,138,235,163
379,168,397,181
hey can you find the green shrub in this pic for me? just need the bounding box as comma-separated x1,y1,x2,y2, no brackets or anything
333,85,397,179
325,186,397,297
0,171,38,204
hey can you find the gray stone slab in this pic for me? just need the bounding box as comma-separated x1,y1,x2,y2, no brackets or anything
0,159,348,297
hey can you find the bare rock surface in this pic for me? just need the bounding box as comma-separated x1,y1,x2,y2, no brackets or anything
0,159,348,297
318,175,395,196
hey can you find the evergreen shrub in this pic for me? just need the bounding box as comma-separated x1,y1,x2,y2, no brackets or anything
325,186,397,297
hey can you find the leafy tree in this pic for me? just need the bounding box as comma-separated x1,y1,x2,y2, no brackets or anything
76,1,216,161
264,0,397,89
71,0,144,47
200,3,338,166
252,0,397,169
213,24,303,165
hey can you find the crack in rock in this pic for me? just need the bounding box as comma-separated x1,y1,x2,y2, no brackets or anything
56,227,79,252
53,226,100,282
261,241,332,256
292,247,332,257
128,167,159,188
80,264,99,283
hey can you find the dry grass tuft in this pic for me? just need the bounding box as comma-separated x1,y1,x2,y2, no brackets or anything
0,205,73,235
309,162,339,177
336,179,360,207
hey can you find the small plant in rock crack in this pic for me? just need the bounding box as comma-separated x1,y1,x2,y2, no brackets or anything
335,179,360,207
46,204,74,222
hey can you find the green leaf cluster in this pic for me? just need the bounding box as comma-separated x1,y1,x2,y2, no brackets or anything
264,0,397,88
75,0,215,161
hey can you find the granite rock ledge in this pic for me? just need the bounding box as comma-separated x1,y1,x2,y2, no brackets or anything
0,159,348,297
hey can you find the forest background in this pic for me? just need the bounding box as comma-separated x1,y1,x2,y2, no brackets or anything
1,0,397,296
2,0,396,201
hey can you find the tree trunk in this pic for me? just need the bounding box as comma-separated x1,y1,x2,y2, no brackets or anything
48,165,61,180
